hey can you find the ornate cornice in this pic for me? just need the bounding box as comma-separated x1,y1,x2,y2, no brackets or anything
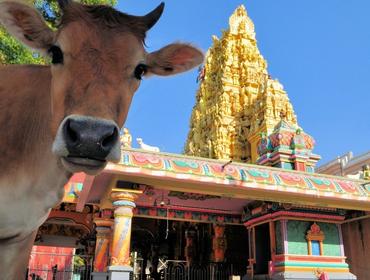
104,149,370,210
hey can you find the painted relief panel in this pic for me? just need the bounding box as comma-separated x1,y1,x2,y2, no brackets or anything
63,182,83,203
287,220,310,255
287,221,341,256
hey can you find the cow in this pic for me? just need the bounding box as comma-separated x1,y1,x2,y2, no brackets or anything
136,137,160,152
0,0,203,278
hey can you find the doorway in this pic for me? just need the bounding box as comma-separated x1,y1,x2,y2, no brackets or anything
254,223,271,275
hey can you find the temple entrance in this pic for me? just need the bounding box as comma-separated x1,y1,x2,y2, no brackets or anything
26,211,95,280
254,223,271,277
131,217,249,280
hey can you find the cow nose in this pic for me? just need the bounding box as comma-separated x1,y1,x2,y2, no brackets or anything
63,117,119,160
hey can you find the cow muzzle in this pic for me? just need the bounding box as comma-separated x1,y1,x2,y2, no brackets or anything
52,115,121,175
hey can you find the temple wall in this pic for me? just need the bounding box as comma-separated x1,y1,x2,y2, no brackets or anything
287,221,341,256
319,223,341,256
341,218,370,280
275,221,283,254
287,220,309,254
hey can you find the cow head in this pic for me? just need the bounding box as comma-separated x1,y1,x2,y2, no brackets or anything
0,0,203,174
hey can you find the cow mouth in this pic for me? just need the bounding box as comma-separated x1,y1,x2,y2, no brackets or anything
61,156,107,175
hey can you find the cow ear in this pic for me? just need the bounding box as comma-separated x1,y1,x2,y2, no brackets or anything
146,43,204,76
0,1,55,52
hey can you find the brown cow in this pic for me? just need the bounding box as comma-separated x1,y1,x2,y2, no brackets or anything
0,0,203,278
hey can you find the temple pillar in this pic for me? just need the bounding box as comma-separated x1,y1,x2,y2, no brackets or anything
108,189,140,280
91,217,113,280
212,224,227,262
185,226,196,266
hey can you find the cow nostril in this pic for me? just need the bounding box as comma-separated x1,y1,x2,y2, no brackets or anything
65,119,79,144
62,116,119,160
101,127,118,149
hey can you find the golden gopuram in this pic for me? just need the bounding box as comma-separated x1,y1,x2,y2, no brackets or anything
185,5,298,163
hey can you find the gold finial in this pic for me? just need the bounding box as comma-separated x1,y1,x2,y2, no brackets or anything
229,5,255,38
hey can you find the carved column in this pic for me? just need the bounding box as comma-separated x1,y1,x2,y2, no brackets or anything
93,217,113,272
185,227,197,266
212,224,227,262
108,189,141,279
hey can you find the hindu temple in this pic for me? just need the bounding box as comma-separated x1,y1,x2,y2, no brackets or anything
27,5,370,280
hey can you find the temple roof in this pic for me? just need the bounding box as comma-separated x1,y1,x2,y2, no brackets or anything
66,149,370,211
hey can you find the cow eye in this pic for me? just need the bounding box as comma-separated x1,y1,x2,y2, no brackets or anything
134,63,147,80
48,45,64,64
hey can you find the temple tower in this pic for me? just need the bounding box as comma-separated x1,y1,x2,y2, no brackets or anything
184,5,319,171
185,5,268,161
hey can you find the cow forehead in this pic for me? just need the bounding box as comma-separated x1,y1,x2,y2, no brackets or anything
56,22,146,61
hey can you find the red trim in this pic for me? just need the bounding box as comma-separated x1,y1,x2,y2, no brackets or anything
48,210,93,232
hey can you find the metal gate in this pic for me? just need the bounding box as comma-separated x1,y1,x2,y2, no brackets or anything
26,267,92,280
162,260,236,280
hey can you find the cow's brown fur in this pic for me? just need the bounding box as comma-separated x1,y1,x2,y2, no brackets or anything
0,1,203,278
0,65,52,175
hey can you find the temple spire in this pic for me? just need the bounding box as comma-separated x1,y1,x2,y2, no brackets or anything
229,5,256,39
184,5,318,171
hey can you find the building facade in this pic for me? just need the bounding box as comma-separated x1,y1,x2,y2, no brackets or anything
27,5,370,280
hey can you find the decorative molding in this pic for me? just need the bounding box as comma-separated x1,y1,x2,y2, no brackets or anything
244,211,345,227
47,209,93,232
274,254,347,263
133,206,241,225
272,254,349,274
105,150,369,209
168,191,220,200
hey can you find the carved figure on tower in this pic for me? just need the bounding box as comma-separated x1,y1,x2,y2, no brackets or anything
120,127,132,149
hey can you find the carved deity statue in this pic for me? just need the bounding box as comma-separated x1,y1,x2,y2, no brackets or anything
120,127,132,148
362,165,370,180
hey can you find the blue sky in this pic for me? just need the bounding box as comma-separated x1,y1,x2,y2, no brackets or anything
117,0,370,165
